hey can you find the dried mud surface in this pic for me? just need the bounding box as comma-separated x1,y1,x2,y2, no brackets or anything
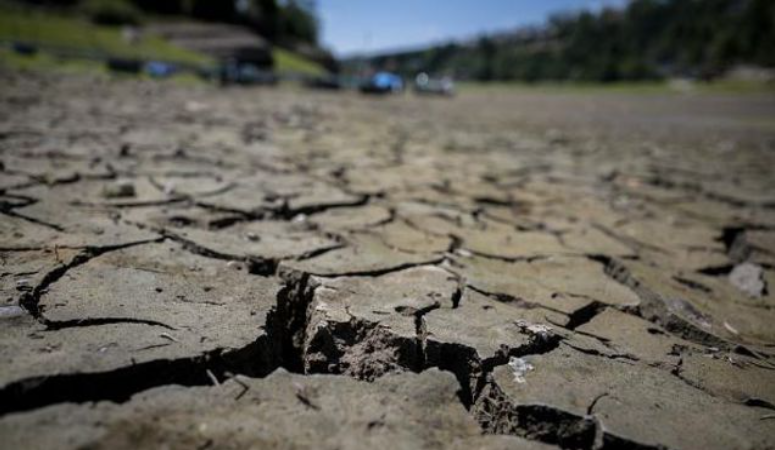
1,71,775,450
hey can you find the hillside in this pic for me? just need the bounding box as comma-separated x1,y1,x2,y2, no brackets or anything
0,4,326,77
346,0,775,83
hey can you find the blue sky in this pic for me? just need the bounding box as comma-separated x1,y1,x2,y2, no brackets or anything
319,0,627,56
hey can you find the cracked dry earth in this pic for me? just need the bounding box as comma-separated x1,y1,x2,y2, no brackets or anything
1,71,775,450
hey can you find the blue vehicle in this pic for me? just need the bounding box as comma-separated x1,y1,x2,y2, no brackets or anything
145,61,177,79
360,71,403,94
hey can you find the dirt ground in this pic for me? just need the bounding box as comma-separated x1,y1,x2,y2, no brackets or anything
1,71,775,450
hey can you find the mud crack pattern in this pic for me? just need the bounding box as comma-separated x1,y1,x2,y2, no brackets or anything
1,71,775,450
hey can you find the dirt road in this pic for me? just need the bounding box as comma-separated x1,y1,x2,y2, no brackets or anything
1,71,774,450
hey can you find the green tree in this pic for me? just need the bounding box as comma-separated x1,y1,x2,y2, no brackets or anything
277,0,318,45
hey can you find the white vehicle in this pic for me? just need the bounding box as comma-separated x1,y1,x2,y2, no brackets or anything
413,72,455,96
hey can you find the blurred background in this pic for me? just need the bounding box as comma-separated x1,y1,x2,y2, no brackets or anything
0,0,773,91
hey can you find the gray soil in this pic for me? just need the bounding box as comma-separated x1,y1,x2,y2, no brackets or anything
1,71,775,450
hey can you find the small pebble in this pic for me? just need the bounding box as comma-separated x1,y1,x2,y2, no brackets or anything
102,180,136,199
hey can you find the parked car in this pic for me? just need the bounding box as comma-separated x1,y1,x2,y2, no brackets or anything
219,60,278,86
360,71,403,94
305,75,343,90
11,41,38,56
413,72,454,96
106,58,143,74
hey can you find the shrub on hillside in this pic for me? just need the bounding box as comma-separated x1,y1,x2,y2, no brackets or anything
80,0,142,26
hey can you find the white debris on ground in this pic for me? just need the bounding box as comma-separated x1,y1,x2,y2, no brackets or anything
508,356,534,384
729,263,766,298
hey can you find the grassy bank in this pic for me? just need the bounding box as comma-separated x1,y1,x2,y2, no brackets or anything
0,7,211,65
274,47,325,76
